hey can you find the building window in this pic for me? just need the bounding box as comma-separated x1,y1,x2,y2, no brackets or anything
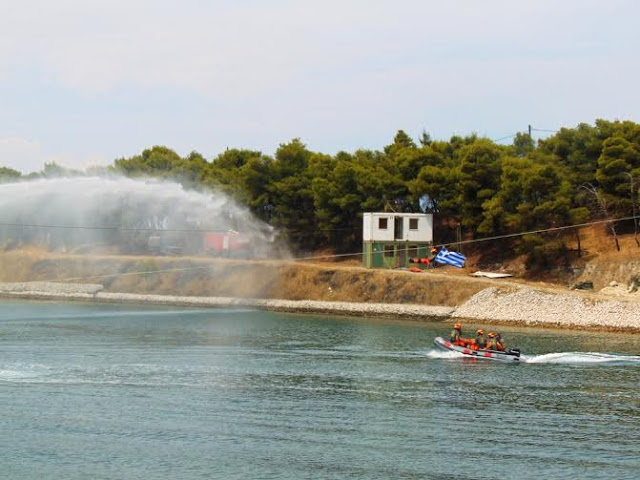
384,245,395,257
378,218,388,229
409,218,419,230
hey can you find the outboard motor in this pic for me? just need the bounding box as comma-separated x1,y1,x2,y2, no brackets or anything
508,348,521,357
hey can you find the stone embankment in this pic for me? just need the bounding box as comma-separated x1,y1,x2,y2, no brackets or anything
0,282,454,320
1,281,639,331
452,287,640,331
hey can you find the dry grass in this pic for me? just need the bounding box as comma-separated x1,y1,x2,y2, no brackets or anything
2,226,640,306
0,250,494,306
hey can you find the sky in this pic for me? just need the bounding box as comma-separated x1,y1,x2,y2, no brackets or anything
0,0,639,173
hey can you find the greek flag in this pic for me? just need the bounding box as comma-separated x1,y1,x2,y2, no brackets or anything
434,247,466,268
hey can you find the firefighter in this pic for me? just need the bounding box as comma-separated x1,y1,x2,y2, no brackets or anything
486,332,499,350
450,323,473,347
473,329,487,350
450,323,464,346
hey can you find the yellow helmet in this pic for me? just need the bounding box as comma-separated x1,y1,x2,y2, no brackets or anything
476,329,485,335
487,332,496,338
453,323,462,330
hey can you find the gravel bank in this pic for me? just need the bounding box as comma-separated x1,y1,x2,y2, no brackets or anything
452,287,640,330
1,282,639,330
0,282,104,295
0,282,453,320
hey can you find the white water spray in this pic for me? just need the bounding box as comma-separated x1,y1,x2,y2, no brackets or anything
522,352,640,364
425,350,465,359
426,349,640,365
0,176,289,258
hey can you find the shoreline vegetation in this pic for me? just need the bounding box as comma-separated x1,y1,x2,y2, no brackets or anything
5,120,640,278
2,281,639,333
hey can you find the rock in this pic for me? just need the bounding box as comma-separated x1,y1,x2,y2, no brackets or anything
0,282,103,295
452,287,640,329
573,281,594,290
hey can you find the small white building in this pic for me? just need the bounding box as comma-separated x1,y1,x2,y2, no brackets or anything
362,212,433,268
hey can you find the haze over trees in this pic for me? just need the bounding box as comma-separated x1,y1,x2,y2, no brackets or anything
3,119,640,269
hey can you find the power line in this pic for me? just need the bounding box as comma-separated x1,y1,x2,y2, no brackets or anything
284,215,640,262
0,222,360,234
493,125,559,144
60,265,215,283
440,215,637,249
0,223,229,233
2,215,638,253
59,214,639,282
493,133,518,142
2,215,637,284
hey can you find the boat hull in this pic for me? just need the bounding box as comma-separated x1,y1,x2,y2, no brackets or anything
433,336,521,363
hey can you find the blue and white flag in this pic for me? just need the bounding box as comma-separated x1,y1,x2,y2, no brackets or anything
434,247,466,268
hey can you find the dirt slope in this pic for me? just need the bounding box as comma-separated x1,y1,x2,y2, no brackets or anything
1,226,639,307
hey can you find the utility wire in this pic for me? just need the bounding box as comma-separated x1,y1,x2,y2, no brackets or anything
493,133,518,142
4,215,638,283
294,214,640,261
2,215,638,255
436,215,637,248
493,127,557,143
60,265,215,283
0,222,359,234
0,222,217,233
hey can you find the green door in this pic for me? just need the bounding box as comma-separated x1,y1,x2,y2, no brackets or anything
372,243,384,268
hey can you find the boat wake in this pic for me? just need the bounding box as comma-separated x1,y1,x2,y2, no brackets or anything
523,352,640,365
425,349,640,365
425,349,465,360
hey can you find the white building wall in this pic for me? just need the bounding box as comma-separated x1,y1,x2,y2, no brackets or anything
363,213,432,242
363,213,394,241
404,215,433,242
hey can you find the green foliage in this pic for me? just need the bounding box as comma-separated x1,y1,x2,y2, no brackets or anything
207,149,266,202
512,132,535,157
419,130,432,147
408,162,456,214
518,234,569,271
115,146,182,176
309,153,361,252
105,118,640,269
264,139,320,249
0,166,22,182
42,162,82,178
595,136,640,212
457,139,503,231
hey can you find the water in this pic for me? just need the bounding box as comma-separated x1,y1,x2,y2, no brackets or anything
1,301,639,479
0,177,284,257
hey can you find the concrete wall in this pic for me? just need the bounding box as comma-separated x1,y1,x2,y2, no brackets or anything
363,213,433,242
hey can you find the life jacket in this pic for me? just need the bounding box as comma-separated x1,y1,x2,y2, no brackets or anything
450,329,461,344
486,338,498,350
475,335,487,349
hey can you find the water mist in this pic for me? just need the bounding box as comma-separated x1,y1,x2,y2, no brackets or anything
0,176,290,259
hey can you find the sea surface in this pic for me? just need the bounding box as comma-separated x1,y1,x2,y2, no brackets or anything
1,300,639,480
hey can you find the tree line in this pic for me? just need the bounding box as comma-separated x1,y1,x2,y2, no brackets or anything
2,119,640,269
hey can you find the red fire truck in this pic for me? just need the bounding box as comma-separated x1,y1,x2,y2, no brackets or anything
202,230,252,257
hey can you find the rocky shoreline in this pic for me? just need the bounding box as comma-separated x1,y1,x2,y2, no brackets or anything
1,281,639,332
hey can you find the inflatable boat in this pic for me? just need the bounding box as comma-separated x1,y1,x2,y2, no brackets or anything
434,336,521,363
